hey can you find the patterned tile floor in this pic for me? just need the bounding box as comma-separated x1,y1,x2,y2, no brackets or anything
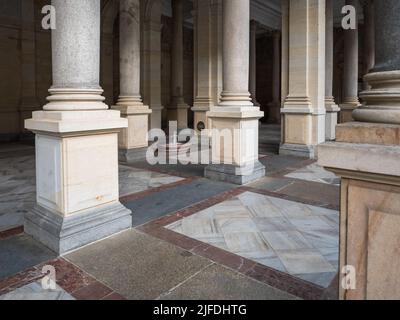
284,163,340,186
0,152,184,232
167,191,339,288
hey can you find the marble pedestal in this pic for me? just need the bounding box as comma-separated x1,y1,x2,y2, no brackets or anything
168,103,189,130
318,122,400,300
205,106,265,185
325,102,340,140
25,110,132,254
113,105,152,162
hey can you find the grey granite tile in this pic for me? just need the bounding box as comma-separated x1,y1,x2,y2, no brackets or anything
65,229,212,300
0,234,56,280
160,264,297,300
125,178,237,227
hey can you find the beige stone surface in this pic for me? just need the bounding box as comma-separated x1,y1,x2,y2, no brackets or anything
336,122,400,145
281,0,326,156
341,180,400,300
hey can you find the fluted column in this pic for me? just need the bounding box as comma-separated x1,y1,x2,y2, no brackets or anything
354,0,400,124
362,0,375,90
268,31,281,123
205,0,264,185
113,0,151,162
340,0,361,123
169,0,189,129
25,0,131,254
249,20,259,107
325,0,339,140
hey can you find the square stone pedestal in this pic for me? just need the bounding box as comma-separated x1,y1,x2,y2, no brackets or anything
318,122,400,300
205,106,265,185
168,103,189,130
25,110,132,254
325,104,340,140
113,105,152,162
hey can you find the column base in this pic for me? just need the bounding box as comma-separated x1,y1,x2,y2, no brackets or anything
168,103,190,129
339,103,360,123
205,161,265,185
150,105,164,130
25,202,132,255
119,147,148,163
325,103,340,140
279,143,315,159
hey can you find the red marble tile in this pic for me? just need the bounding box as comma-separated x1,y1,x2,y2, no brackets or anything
101,292,127,300
0,226,24,239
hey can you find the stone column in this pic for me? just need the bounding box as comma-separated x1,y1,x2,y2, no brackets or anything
325,0,340,140
25,0,131,255
268,31,281,123
319,0,400,299
281,0,289,144
19,0,40,137
205,0,265,185
142,0,164,130
362,0,375,90
249,20,260,107
192,0,214,133
339,0,361,123
169,0,189,129
280,0,326,159
113,0,151,162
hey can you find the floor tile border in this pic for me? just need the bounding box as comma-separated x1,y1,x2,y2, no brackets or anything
137,188,339,300
242,186,340,211
0,258,125,300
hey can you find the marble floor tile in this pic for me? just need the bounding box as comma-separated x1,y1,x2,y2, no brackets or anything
0,280,75,300
166,191,339,288
285,163,340,186
261,231,313,250
276,249,336,275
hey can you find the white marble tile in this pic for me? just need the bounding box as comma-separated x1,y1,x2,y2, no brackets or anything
262,231,313,250
165,191,339,288
0,281,75,300
276,249,336,275
285,163,340,186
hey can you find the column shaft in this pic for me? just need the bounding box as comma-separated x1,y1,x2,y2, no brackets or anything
363,0,375,90
220,0,251,104
249,20,259,107
268,31,281,123
325,0,339,140
340,0,360,122
169,0,189,129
